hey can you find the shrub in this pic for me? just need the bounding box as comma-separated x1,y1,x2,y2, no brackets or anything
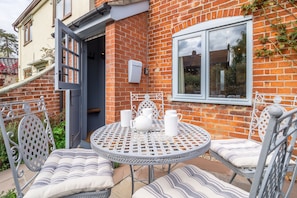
52,121,66,149
0,189,16,198
49,112,66,149
0,122,18,171
0,113,65,171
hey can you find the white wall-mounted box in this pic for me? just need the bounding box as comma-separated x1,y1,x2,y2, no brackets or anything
128,60,142,83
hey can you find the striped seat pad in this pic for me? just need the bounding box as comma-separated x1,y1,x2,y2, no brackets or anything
132,165,249,198
210,139,264,167
24,148,114,198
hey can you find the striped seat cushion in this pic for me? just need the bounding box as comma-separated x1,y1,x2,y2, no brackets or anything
24,148,114,198
132,165,249,198
210,139,264,167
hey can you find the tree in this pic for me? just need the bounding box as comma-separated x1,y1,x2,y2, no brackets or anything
0,29,18,57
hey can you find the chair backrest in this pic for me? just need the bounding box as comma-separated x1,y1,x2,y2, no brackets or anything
249,92,297,142
249,105,297,198
130,92,164,120
0,96,55,197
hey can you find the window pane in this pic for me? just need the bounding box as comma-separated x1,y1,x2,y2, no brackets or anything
24,28,28,42
24,21,32,43
29,23,32,41
209,24,246,99
178,37,201,94
64,0,71,16
56,0,63,19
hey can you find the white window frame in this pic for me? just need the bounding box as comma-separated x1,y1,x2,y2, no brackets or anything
24,20,32,45
172,16,253,106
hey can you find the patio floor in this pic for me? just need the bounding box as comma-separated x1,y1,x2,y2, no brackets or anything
1,154,296,197
111,155,297,198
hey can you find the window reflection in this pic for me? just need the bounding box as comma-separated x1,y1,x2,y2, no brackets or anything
209,25,246,98
178,37,201,94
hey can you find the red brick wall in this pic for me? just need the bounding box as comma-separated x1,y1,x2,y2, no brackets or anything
145,0,297,139
252,2,297,94
105,13,149,124
0,68,61,118
97,0,297,139
95,0,109,7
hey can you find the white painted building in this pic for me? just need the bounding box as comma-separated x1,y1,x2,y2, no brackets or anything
13,0,95,80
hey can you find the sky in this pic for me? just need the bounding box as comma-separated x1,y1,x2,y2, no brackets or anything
0,0,32,35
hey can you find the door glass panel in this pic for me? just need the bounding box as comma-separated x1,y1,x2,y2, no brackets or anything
209,24,247,99
61,35,79,85
55,18,81,90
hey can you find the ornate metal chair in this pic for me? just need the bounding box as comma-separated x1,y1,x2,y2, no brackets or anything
130,92,164,120
209,92,297,186
129,92,165,193
132,105,297,198
0,97,114,198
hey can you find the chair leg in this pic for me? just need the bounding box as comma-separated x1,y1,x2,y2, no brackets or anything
229,172,237,183
229,172,253,184
285,166,297,198
247,178,252,184
130,165,156,194
168,164,171,174
130,165,135,194
148,165,155,183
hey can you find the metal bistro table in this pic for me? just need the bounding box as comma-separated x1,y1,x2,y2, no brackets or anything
90,120,211,193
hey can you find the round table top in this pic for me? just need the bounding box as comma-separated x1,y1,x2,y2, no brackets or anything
90,120,211,165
